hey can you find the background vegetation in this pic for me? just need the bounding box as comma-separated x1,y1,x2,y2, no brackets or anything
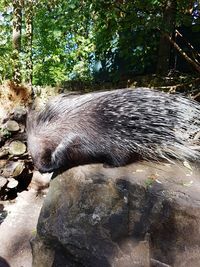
0,0,199,87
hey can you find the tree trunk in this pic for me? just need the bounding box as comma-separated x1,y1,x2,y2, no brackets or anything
25,0,33,86
156,0,177,75
12,0,23,84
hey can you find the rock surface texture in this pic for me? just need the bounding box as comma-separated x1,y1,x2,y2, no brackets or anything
32,162,200,267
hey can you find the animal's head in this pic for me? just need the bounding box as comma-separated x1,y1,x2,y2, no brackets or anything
27,134,57,173
26,109,61,173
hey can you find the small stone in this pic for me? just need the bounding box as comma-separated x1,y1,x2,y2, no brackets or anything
12,161,25,177
5,120,20,132
9,141,26,156
7,178,18,189
0,176,7,188
2,161,25,178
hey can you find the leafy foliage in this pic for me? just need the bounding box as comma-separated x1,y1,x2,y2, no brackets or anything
0,0,199,85
0,1,13,82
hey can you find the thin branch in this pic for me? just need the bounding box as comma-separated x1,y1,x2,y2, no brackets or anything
176,29,200,63
164,33,200,73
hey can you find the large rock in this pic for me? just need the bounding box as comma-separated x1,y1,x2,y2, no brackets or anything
31,162,200,267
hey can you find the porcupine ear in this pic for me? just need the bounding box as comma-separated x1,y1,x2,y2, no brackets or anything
51,133,82,169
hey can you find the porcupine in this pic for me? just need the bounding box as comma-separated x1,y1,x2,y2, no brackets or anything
26,88,200,173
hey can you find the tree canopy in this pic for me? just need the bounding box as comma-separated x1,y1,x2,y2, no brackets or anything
0,0,199,86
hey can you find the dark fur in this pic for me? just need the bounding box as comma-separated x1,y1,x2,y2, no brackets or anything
26,88,200,173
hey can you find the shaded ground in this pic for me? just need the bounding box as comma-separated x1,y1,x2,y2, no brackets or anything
0,187,47,267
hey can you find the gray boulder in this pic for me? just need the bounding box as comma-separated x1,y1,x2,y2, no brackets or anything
31,162,200,267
